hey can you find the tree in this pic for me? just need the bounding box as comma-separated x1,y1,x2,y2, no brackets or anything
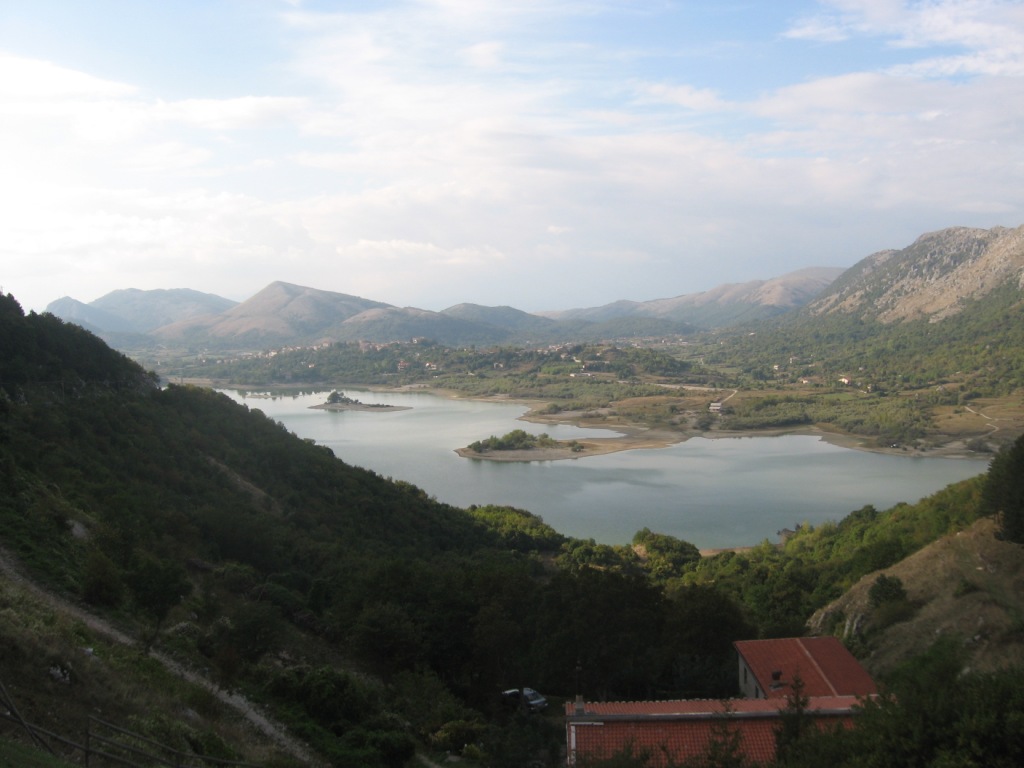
128,555,192,648
773,675,809,764
868,574,907,607
681,701,750,768
81,547,124,607
981,434,1024,542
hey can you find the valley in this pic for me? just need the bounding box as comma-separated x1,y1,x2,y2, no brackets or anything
3,223,1024,767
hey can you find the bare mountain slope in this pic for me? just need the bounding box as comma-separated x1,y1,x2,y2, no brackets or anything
152,281,391,343
331,305,513,345
809,224,1024,323
441,302,561,334
542,267,844,327
91,287,237,332
46,296,139,334
809,517,1024,678
47,288,235,335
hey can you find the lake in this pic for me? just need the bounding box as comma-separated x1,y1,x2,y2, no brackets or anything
222,388,989,550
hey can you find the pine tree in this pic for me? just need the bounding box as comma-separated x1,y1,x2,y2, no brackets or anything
981,434,1024,543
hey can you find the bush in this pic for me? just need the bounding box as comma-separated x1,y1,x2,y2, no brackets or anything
868,574,907,608
429,719,487,752
81,547,124,606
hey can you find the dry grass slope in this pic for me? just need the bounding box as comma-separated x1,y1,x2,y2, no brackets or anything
810,517,1024,678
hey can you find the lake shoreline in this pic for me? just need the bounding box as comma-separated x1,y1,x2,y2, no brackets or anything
215,385,990,550
202,380,990,463
444,392,990,463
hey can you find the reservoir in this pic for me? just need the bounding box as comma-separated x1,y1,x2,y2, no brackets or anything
223,389,988,550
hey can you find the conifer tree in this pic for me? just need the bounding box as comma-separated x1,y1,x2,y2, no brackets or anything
982,434,1024,543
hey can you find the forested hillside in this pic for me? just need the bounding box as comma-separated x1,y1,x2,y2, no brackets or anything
0,294,747,766
2,292,1022,768
709,279,1024,397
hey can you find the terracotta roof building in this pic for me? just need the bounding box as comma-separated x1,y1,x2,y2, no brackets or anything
734,637,877,700
565,637,876,766
566,696,862,766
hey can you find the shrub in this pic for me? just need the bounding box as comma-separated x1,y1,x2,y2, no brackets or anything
868,574,907,608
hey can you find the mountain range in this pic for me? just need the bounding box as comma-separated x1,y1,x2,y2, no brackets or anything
44,224,1024,350
45,268,844,349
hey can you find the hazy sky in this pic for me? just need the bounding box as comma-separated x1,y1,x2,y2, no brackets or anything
2,1,1023,314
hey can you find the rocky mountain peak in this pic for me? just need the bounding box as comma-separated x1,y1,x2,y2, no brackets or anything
808,224,1024,323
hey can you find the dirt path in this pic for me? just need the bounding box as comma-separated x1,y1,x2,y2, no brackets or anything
0,545,320,766
964,405,1001,433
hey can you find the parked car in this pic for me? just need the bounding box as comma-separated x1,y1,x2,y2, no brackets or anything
502,687,548,712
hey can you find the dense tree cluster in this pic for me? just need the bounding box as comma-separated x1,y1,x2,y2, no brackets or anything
467,429,559,453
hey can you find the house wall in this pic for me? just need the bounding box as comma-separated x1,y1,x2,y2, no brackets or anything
738,656,763,699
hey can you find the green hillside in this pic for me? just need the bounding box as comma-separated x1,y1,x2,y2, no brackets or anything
710,276,1024,397
0,294,743,765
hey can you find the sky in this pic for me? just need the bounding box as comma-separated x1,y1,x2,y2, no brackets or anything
2,0,1023,315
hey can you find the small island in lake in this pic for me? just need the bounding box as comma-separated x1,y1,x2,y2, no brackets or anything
310,390,411,412
456,428,588,462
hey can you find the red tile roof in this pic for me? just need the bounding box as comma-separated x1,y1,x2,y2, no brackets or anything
734,637,877,698
566,697,862,766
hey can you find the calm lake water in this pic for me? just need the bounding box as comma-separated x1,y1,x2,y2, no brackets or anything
222,389,989,550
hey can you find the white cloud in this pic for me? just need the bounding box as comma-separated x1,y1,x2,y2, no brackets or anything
461,41,506,69
634,82,729,112
789,1,1024,76
784,17,850,42
154,97,308,131
0,54,136,100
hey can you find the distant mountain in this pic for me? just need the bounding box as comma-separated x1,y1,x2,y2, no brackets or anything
45,296,139,334
92,288,237,332
47,288,236,334
540,267,845,328
151,281,391,345
441,303,561,335
330,305,513,346
807,225,1024,323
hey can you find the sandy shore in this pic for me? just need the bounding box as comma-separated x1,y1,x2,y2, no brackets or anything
452,398,989,463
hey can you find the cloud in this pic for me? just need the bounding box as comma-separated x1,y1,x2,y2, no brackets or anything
784,17,850,43
634,83,729,112
788,1,1024,76
0,54,136,100
4,0,1024,314
154,97,308,131
461,40,506,70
